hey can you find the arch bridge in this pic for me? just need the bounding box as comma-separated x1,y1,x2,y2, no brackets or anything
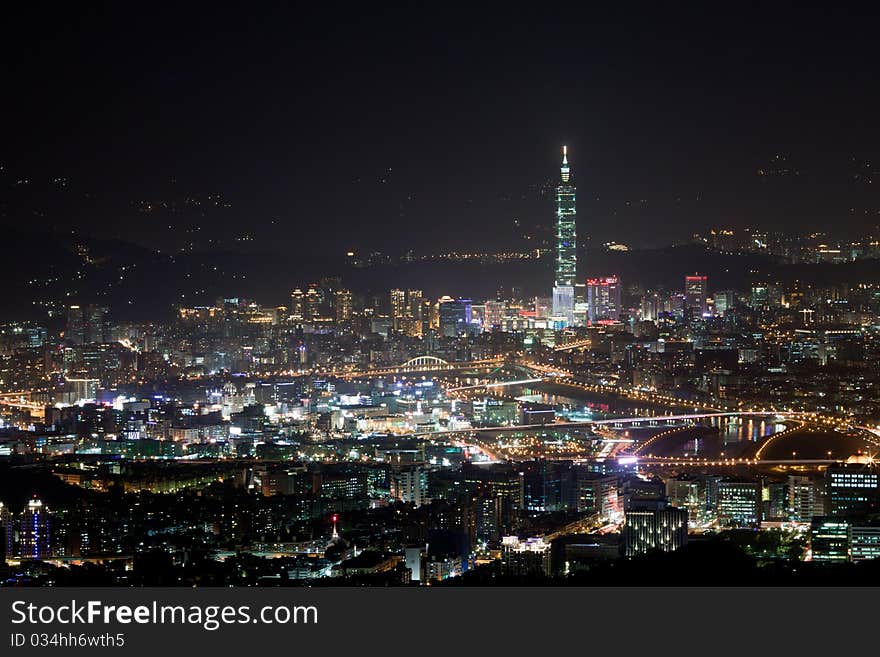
338,356,504,379
401,356,450,369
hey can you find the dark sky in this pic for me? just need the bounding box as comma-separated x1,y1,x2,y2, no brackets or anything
1,3,878,254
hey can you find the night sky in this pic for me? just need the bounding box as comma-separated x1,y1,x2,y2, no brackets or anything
2,3,878,254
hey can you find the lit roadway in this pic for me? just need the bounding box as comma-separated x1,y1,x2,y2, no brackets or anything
0,391,45,418
636,455,839,468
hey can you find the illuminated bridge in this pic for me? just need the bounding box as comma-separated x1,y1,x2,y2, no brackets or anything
553,339,592,352
596,411,791,430
337,356,505,380
404,412,795,440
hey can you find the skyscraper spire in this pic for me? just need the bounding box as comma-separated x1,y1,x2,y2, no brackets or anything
561,145,570,183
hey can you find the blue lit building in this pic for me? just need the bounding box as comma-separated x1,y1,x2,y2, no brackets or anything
552,146,577,325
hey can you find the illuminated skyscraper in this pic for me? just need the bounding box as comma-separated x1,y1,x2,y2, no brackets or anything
684,274,709,316
85,304,109,343
390,464,428,507
810,517,851,562
66,305,85,346
623,501,688,557
304,287,320,321
335,289,353,324
586,276,622,322
290,289,305,320
390,289,407,325
407,290,423,319
439,298,472,337
17,498,52,560
552,146,577,325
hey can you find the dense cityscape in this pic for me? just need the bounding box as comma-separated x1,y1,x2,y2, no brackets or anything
2,147,880,587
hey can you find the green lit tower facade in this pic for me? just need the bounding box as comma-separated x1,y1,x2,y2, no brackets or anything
552,145,577,325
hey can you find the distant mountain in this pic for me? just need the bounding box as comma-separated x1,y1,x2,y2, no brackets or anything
2,231,878,323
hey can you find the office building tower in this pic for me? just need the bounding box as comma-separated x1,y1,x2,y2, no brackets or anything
304,287,320,321
713,290,736,316
623,500,689,557
586,276,622,322
810,517,851,562
639,292,661,321
85,304,109,343
405,545,426,582
500,536,552,578
407,290,423,320
851,526,880,562
462,464,524,542
390,289,407,328
290,289,305,320
716,480,761,526
0,501,11,563
552,146,577,325
826,459,880,518
390,465,428,508
66,305,85,346
25,326,47,348
787,475,817,523
17,498,52,560
666,476,704,524
484,300,505,331
521,461,574,513
684,274,708,316
439,298,472,337
574,470,619,519
335,289,353,324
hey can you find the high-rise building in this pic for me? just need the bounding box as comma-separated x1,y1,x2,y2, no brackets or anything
17,498,53,560
439,298,472,337
826,460,880,518
0,501,11,563
851,525,880,562
552,146,577,325
713,290,736,316
85,305,109,343
586,276,622,322
666,476,704,524
483,300,505,331
335,289,353,324
390,465,428,508
574,470,619,519
623,500,689,557
684,274,708,316
304,287,320,321
810,517,851,562
290,289,305,320
407,290,423,320
500,536,552,578
716,480,761,526
405,545,426,582
787,475,817,522
66,305,85,346
390,289,407,328
462,464,523,542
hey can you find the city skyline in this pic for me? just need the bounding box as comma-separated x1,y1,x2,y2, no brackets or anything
5,2,880,597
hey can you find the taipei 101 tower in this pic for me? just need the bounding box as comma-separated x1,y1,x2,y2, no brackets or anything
552,145,577,325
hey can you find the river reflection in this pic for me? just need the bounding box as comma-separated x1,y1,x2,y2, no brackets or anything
512,385,691,420
501,384,786,449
